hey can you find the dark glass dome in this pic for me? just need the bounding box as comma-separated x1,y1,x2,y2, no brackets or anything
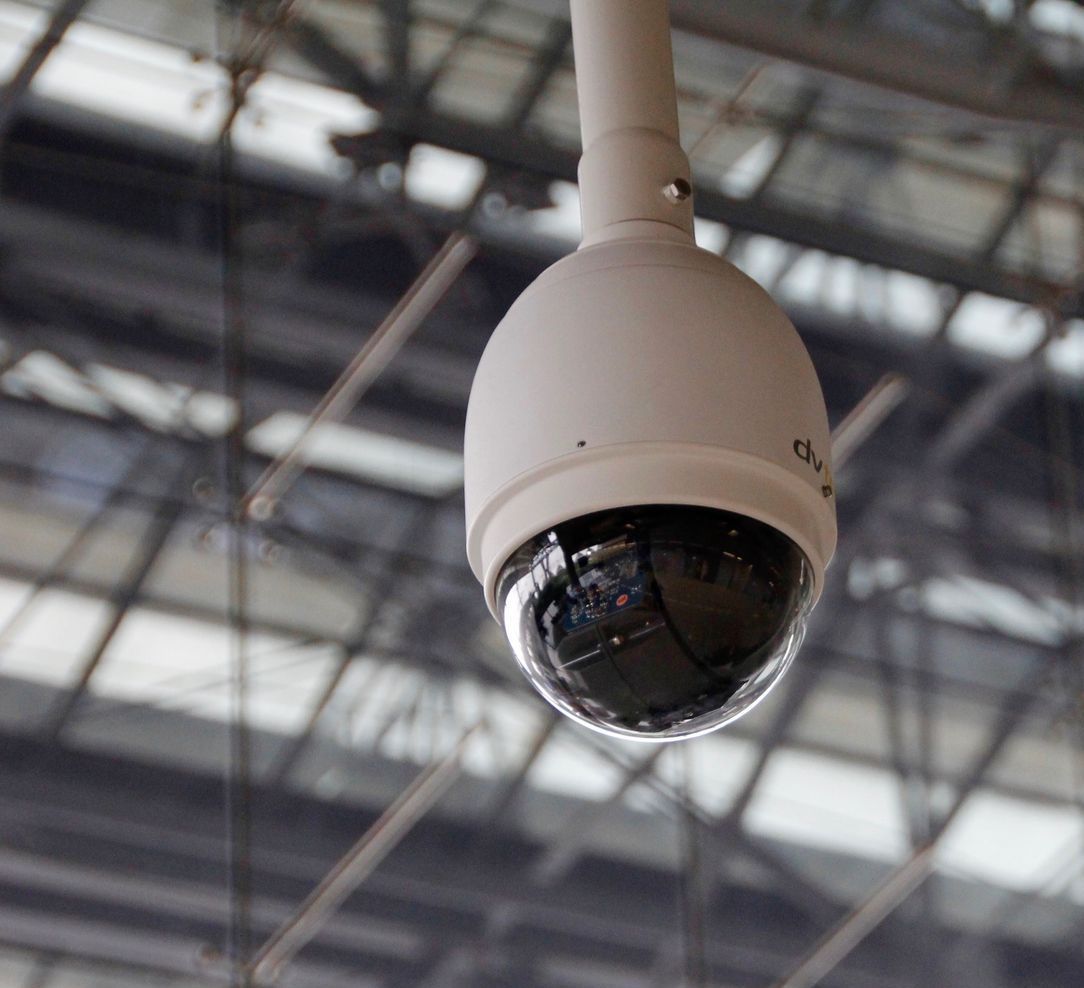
496,505,813,741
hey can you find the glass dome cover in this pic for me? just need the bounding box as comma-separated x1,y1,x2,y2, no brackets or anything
496,505,813,741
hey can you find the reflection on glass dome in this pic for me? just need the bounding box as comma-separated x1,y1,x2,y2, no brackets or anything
497,505,813,741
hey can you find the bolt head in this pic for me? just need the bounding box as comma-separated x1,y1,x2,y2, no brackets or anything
664,178,692,203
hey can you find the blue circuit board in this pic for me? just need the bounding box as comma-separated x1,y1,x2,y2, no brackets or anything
562,569,646,632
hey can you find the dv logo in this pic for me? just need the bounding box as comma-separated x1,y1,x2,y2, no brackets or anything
793,438,834,499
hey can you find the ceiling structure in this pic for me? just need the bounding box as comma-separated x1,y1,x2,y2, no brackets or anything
0,0,1082,986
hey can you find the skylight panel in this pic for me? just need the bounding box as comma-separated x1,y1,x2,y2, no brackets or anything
34,19,228,142
246,413,464,497
0,577,113,688
3,353,239,437
525,180,582,243
777,249,856,318
733,234,792,287
93,607,336,735
86,363,194,433
718,134,782,199
25,15,378,176
948,293,1046,359
848,556,910,599
989,728,1079,802
0,946,37,988
404,143,487,210
0,0,47,81
743,747,909,862
233,71,378,178
883,270,943,335
973,0,1015,22
1047,318,1084,379
527,730,626,802
921,575,1063,645
340,661,429,750
324,657,547,781
693,216,729,254
626,734,759,815
791,680,893,763
2,351,112,418
1031,0,1084,42
777,249,831,309
180,390,238,437
937,789,1084,892
471,686,549,777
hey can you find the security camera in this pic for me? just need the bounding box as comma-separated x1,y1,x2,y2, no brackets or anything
465,238,836,740
463,0,836,741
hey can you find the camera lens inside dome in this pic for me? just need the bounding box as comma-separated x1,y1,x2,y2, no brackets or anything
496,505,813,741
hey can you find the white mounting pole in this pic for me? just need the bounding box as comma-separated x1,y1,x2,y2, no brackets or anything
570,0,696,247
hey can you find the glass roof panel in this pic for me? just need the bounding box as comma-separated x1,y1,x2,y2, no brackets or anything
995,198,1082,282
947,295,1047,360
428,35,533,124
527,727,626,802
766,134,1009,252
938,789,1084,892
0,579,112,690
670,29,776,107
137,520,359,641
789,672,894,763
743,746,910,863
690,125,782,196
305,0,392,83
478,2,558,48
988,717,1082,802
76,0,217,48
1047,318,1084,378
0,0,49,83
894,132,1026,186
926,690,1008,781
525,62,579,148
624,733,760,816
88,609,336,734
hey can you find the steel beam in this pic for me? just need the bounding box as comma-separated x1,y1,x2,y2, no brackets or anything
276,15,1072,309
666,0,1084,133
504,18,572,129
384,109,1068,309
0,732,927,988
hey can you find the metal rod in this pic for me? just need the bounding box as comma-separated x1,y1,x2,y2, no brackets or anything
764,633,1061,988
242,232,478,519
769,844,937,988
247,723,481,984
268,501,440,786
830,372,910,469
686,62,770,159
0,439,150,648
41,451,200,741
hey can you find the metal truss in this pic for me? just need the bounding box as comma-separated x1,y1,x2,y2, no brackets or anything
0,1,1081,987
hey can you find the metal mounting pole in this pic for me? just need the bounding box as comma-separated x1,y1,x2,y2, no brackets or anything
569,0,695,246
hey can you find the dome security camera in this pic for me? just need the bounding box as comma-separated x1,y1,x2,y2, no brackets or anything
464,0,837,741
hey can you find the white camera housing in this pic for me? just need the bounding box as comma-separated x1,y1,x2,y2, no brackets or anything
465,235,837,611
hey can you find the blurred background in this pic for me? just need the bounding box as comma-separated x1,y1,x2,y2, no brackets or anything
0,0,1082,986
